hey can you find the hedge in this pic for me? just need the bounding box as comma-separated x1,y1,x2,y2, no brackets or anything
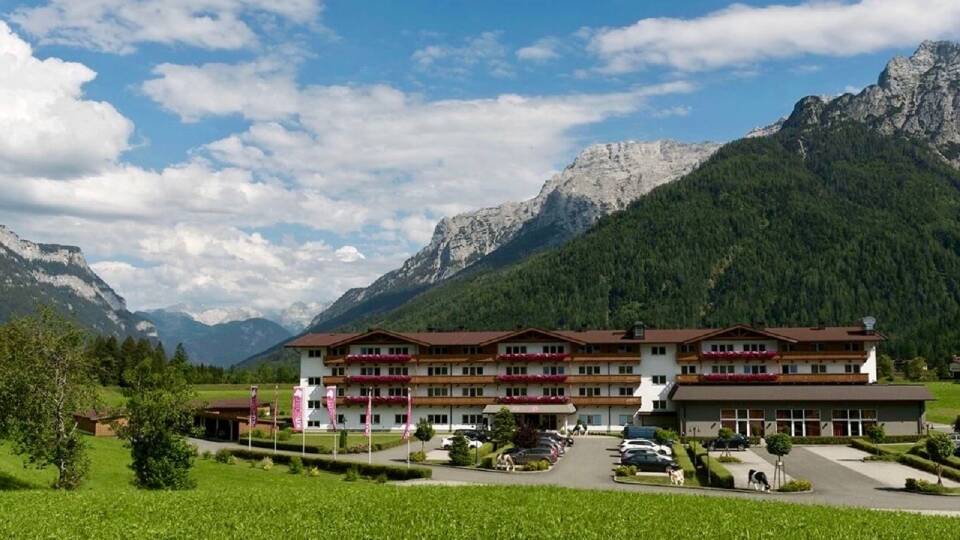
672,442,697,479
909,446,960,470
249,437,407,455
683,435,923,446
687,441,734,488
852,440,960,482
225,449,432,480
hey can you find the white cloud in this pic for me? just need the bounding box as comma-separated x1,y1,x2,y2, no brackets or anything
651,105,692,118
588,0,960,72
516,37,560,62
9,0,323,53
0,21,132,177
412,31,513,77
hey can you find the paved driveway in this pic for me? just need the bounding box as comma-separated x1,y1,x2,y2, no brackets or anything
804,446,959,488
708,449,790,489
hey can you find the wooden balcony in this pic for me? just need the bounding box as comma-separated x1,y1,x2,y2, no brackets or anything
414,354,496,364
675,373,869,384
777,351,868,362
565,375,643,384
411,397,493,406
409,376,495,385
570,396,642,406
569,354,641,363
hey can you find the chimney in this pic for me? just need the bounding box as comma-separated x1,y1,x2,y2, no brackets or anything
630,321,645,340
861,316,877,335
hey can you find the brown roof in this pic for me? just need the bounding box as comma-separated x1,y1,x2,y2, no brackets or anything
670,384,933,402
764,326,885,342
198,399,254,410
74,409,125,421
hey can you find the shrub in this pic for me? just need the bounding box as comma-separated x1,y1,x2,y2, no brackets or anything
250,429,266,439
672,443,696,479
375,473,388,484
200,450,212,460
409,451,426,463
479,455,496,469
214,449,232,464
223,449,432,480
288,456,304,474
654,428,678,446
344,467,359,482
954,415,960,435
910,445,960,469
778,479,812,492
524,460,550,472
226,455,238,465
905,478,949,494
897,453,960,483
926,433,957,485
258,457,274,471
905,477,919,492
339,430,348,450
718,456,742,463
688,441,734,488
448,434,472,466
512,423,539,449
277,429,292,442
614,465,637,477
491,408,517,450
414,418,435,452
308,467,321,477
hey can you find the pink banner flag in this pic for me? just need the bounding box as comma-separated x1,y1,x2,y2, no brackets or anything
292,386,303,432
364,392,372,437
325,386,338,430
402,389,412,440
249,385,259,427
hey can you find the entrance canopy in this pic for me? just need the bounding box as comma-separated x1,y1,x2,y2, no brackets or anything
482,403,577,414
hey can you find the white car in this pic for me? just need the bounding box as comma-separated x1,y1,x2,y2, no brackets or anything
441,436,483,449
619,439,672,456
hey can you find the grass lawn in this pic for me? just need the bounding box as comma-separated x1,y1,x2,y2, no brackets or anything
254,432,405,449
101,384,296,413
879,443,917,454
923,381,960,425
0,437,958,538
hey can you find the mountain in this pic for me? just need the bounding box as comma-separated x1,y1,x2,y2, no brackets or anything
358,118,960,371
0,225,155,338
308,140,721,331
139,309,291,367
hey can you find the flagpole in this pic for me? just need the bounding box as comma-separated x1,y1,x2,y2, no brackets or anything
273,384,278,454
367,387,373,465
301,385,306,457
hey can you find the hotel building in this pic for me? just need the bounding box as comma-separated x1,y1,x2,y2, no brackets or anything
288,320,932,436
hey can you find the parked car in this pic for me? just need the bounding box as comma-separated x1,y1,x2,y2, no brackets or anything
441,435,483,449
621,446,671,459
619,439,672,455
456,429,490,442
540,431,573,447
513,447,558,465
538,438,565,455
622,425,660,440
706,433,750,451
621,451,678,471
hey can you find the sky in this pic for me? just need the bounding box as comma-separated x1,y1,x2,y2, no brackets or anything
0,0,955,323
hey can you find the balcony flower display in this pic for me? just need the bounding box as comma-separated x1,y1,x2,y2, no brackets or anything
496,395,570,404
496,353,570,362
344,375,412,384
701,350,777,360
702,373,779,383
344,354,413,363
495,374,568,383
343,396,409,405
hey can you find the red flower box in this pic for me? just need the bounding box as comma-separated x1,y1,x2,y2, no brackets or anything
496,395,570,404
701,350,777,360
344,375,411,384
495,374,568,383
702,373,779,383
496,353,570,362
344,354,413,363
343,396,409,405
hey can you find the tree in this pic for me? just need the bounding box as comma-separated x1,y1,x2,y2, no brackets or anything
448,433,471,466
865,424,885,455
904,356,928,381
717,427,735,457
925,432,957,486
0,308,97,489
953,415,960,434
765,433,793,489
170,344,189,372
413,418,434,452
877,354,894,380
339,428,349,450
654,428,677,446
118,351,198,490
513,423,539,449
490,407,516,450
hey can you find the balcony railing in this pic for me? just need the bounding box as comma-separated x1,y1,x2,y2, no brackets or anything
344,375,411,384
344,354,413,363
570,396,642,406
701,351,777,360
496,395,570,404
497,353,570,362
343,396,408,405
676,373,870,384
495,374,568,383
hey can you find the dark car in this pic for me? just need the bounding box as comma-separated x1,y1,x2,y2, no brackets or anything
538,438,565,455
513,447,558,465
706,433,750,451
621,451,677,471
456,429,490,442
540,431,574,447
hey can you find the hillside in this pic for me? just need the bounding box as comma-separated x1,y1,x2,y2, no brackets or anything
357,121,960,370
0,225,155,339
139,310,291,367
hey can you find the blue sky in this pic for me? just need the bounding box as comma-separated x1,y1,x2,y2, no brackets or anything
0,0,950,325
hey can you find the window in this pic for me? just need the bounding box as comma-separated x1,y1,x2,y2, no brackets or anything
652,400,667,410
330,367,345,377
811,364,827,374
427,414,448,425
360,414,380,425
776,409,820,437
505,387,528,397
618,414,633,425
742,365,767,374
387,388,408,397
784,343,795,352
360,367,381,376
359,388,381,397
844,364,861,373
813,343,825,352
681,365,697,375
462,414,486,426
426,387,449,397
617,387,634,396
428,346,448,355
581,345,602,353
427,366,449,376
617,344,636,353
650,346,667,355
336,414,345,425
720,409,765,436
743,343,767,352
832,409,876,437
651,375,667,385
710,343,733,352
307,420,321,427
387,366,408,376
781,364,798,374
679,344,694,353
307,377,322,386
542,387,565,397
542,345,565,354
461,387,484,397
388,346,409,355
844,342,862,352
578,414,602,426
330,347,347,356
307,400,322,409
578,365,601,375
542,365,565,375
463,346,482,355
308,349,322,358
505,345,527,354
337,387,345,397
462,366,484,376
360,347,381,355
394,414,408,424
578,387,601,397
711,365,735,374
506,366,527,375
617,365,634,374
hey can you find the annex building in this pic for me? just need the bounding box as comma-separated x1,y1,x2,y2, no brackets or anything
287,319,932,436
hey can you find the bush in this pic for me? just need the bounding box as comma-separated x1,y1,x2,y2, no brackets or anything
448,434,472,466
717,456,742,463
778,479,813,492
524,460,550,472
765,433,793,458
214,449,232,464
614,465,638,477
899,453,960,483
409,451,426,463
288,456,304,474
479,455,496,469
512,423,539,449
339,430,348,450
250,429,266,439
308,467,321,477
258,457,274,471
344,467,358,482
375,473,388,484
222,449,432,481
672,443,696,479
654,428,678,446
905,478,949,494
200,450,212,460
226,455,238,465
910,445,960,469
688,441,734,489
277,429,292,442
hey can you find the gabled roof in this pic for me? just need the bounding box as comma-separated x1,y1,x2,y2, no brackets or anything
478,327,587,346
329,328,433,348
681,324,799,344
286,332,359,348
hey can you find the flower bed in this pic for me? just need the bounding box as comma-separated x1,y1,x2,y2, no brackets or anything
496,353,569,362
344,354,413,363
702,373,778,383
343,396,409,405
701,351,777,360
495,395,570,404
344,375,411,384
495,374,568,383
